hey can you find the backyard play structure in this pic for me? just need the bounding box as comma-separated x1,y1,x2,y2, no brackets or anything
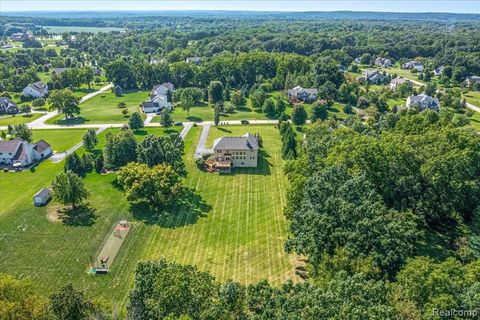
90,220,131,274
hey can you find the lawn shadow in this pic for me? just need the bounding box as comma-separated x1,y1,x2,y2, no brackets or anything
186,116,203,122
130,188,211,228
52,116,89,126
217,127,232,133
133,129,148,136
58,203,96,226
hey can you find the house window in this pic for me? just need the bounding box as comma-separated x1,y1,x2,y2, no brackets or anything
241,162,244,165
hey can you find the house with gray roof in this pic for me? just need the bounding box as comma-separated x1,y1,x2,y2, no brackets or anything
375,57,392,68
186,57,202,64
23,81,48,98
356,70,388,85
389,77,412,90
401,61,424,72
0,97,19,114
406,94,440,112
141,83,174,113
211,133,259,172
287,86,318,103
0,138,52,167
466,76,480,87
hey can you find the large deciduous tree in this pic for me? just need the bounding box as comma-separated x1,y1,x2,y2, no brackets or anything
103,129,137,169
52,171,89,210
47,89,81,119
117,163,183,210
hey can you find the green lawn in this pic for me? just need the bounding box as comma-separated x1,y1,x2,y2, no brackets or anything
47,91,148,125
0,113,43,126
465,90,480,107
32,128,88,153
0,125,295,308
469,111,480,131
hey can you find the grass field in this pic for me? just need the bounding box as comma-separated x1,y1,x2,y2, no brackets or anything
0,125,295,308
32,128,88,153
42,26,126,33
465,90,480,107
47,91,148,125
0,113,43,126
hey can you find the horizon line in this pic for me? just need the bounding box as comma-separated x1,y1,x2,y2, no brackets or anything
2,9,480,15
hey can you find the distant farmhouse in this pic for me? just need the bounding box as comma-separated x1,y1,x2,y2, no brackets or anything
434,66,445,76
10,32,35,42
406,94,440,111
0,138,52,167
23,81,48,98
0,97,19,114
401,60,424,72
389,77,412,90
356,70,387,85
186,57,202,64
52,67,68,75
141,82,174,113
287,86,318,103
207,133,259,173
466,76,480,88
375,57,392,68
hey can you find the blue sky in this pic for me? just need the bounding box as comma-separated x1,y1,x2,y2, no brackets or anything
1,1,479,13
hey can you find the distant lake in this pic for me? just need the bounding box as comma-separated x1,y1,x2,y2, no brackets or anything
42,25,126,33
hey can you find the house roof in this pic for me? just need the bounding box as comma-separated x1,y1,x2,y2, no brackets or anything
34,188,50,198
467,76,480,82
0,97,18,109
408,94,440,106
390,77,408,85
12,143,26,161
34,140,51,153
213,133,259,151
0,138,23,153
27,81,47,95
52,67,67,75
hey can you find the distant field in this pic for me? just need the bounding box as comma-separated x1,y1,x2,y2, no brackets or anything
47,91,148,125
42,25,126,33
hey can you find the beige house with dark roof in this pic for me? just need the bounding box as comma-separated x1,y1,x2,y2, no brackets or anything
0,138,52,167
211,133,259,172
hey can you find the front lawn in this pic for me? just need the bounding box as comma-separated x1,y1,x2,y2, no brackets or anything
46,91,148,125
0,113,43,126
32,128,88,153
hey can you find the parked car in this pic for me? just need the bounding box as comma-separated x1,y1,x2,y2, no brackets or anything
241,120,249,124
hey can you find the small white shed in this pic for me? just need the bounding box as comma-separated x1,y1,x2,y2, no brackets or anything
33,188,51,206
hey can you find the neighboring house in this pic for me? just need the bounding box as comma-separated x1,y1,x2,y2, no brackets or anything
210,133,259,173
52,67,68,75
434,66,445,76
33,188,51,206
10,32,33,41
23,81,48,98
406,94,440,111
356,70,387,84
401,61,424,72
141,83,174,113
0,97,19,114
1,44,13,49
354,57,361,64
375,57,392,68
0,138,52,167
287,86,318,103
466,76,480,87
389,77,412,90
186,57,202,64
150,57,165,65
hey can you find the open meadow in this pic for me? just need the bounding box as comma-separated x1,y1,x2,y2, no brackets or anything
47,91,148,125
0,124,296,306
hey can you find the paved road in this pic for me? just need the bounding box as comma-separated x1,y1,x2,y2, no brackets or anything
144,113,155,125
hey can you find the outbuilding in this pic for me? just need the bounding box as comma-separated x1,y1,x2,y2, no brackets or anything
33,188,51,206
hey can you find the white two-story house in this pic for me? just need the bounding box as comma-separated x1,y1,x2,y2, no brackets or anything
0,138,52,167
